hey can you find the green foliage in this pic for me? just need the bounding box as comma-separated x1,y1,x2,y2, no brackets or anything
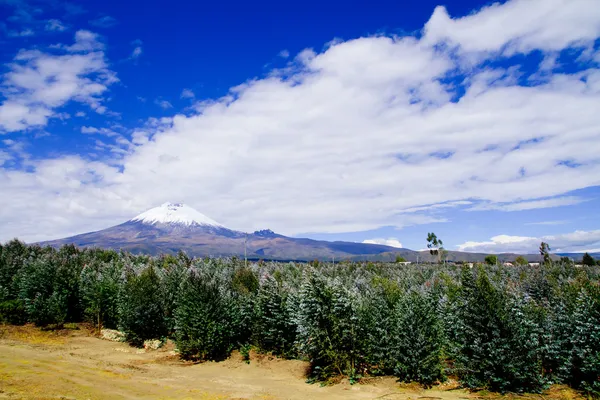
582,252,595,266
484,255,498,266
17,256,69,326
568,286,600,396
390,291,445,386
395,255,406,263
240,343,252,364
159,256,188,335
118,266,167,347
0,299,27,324
296,275,363,382
174,266,238,360
514,255,529,266
453,267,547,393
0,240,42,302
427,232,443,263
255,276,297,357
80,260,121,330
232,266,259,295
539,242,552,265
2,241,600,395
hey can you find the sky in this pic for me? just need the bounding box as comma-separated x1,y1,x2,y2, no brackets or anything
1,0,600,254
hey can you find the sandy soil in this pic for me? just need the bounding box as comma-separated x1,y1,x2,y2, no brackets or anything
0,324,583,400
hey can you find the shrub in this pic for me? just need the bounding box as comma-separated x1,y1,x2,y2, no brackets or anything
0,299,27,324
485,255,498,266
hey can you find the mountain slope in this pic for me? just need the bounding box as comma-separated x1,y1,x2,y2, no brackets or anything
38,203,405,260
37,202,565,262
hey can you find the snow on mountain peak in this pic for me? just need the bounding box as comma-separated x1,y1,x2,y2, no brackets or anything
131,202,223,227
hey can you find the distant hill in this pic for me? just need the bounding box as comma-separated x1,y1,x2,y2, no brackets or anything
37,202,561,263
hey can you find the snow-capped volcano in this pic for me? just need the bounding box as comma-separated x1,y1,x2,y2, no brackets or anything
131,202,223,227
38,201,416,261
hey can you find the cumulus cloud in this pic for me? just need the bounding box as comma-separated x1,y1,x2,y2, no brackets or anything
0,30,117,133
423,0,600,54
457,230,600,254
1,0,600,242
362,238,403,248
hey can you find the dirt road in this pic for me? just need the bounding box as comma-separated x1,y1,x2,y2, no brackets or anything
0,325,582,400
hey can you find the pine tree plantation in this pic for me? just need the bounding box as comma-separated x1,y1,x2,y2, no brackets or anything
1,239,599,396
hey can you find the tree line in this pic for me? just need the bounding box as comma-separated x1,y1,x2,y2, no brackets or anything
0,239,599,395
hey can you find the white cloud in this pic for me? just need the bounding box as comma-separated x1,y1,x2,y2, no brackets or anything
423,0,600,55
0,30,117,133
457,230,600,254
1,0,600,242
65,30,104,52
180,89,194,99
154,99,173,109
362,238,403,248
80,126,118,136
525,220,570,226
130,46,142,60
89,15,116,28
75,111,86,117
469,196,586,212
7,28,35,37
45,19,67,32
278,49,290,58
129,39,143,60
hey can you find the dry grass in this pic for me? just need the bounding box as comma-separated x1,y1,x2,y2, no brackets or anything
0,324,590,400
0,324,69,346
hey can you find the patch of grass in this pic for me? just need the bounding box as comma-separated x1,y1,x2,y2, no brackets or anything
1,324,67,346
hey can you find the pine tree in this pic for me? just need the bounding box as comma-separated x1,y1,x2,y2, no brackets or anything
80,260,121,330
453,267,546,393
118,265,167,347
582,252,595,266
295,275,362,382
174,265,238,360
390,290,445,386
569,287,600,395
256,275,297,357
18,256,68,326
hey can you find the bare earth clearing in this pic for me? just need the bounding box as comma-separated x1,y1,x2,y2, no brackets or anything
0,325,582,400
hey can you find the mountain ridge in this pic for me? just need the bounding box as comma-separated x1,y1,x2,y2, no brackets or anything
36,202,588,262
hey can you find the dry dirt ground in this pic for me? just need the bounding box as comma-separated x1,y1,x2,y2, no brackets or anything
0,324,584,400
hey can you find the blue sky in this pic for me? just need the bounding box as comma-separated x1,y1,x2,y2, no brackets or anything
1,0,600,254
